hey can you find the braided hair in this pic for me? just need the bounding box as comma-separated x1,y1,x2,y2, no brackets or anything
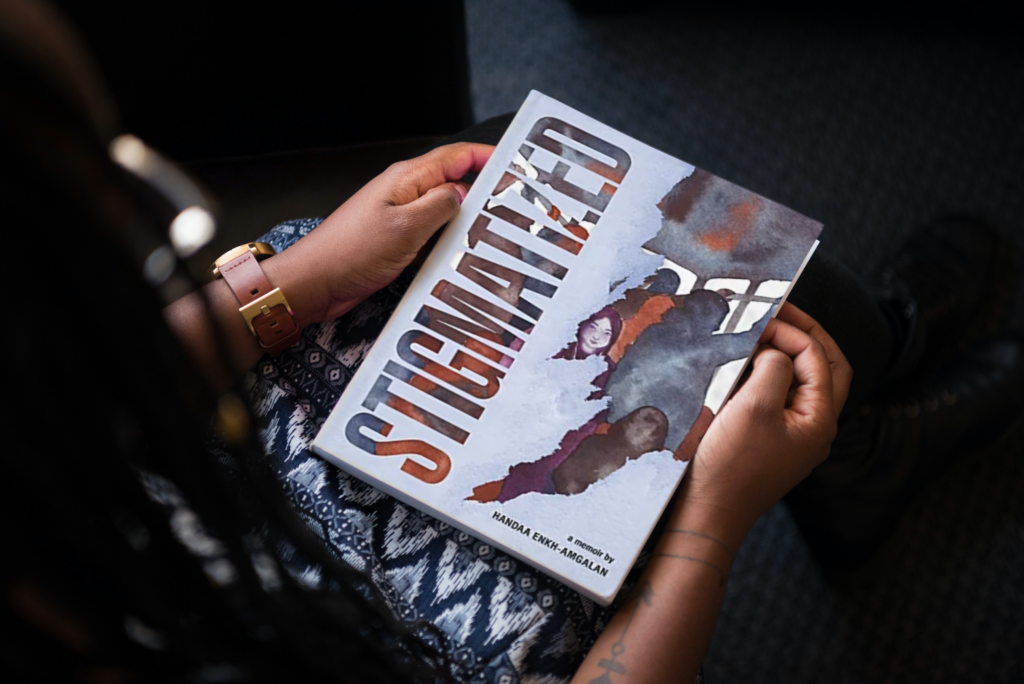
0,2,449,681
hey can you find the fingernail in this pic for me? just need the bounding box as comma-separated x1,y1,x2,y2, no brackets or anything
454,184,468,204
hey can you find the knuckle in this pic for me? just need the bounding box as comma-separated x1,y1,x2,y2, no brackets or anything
756,346,783,364
386,159,415,180
800,419,836,453
440,185,460,209
819,419,835,446
425,142,465,163
386,206,418,232
809,410,838,443
760,348,792,373
745,394,779,423
841,361,854,384
822,418,838,444
833,356,853,384
809,338,828,360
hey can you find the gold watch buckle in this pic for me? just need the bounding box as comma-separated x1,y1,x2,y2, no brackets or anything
239,288,294,336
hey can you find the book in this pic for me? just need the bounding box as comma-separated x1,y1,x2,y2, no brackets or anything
311,91,822,605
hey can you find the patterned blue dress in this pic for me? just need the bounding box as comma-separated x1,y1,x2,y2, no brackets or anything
219,218,664,683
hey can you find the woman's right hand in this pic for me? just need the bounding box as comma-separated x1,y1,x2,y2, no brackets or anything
164,143,493,391
571,304,851,684
672,302,853,545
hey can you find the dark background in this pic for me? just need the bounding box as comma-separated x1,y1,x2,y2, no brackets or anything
56,1,1024,681
465,3,1023,682
52,1,473,160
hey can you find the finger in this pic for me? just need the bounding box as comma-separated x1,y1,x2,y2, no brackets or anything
775,302,852,413
758,318,835,422
397,182,465,244
739,345,795,415
776,303,840,364
406,143,495,197
431,142,494,179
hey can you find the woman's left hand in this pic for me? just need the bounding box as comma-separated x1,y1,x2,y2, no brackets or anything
264,142,495,328
672,302,852,546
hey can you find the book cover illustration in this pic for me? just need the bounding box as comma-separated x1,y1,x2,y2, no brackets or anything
312,92,821,604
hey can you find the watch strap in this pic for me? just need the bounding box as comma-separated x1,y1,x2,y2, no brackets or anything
219,250,300,355
207,241,276,281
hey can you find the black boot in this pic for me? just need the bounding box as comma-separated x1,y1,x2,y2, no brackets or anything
875,215,1015,383
785,334,1024,582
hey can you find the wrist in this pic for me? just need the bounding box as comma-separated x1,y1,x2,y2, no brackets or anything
260,250,323,330
666,478,757,554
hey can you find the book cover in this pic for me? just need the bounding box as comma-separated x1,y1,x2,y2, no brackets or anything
311,91,822,605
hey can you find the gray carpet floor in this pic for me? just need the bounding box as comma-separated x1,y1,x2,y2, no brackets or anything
466,2,1024,681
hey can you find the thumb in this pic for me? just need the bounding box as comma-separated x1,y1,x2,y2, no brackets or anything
398,181,468,243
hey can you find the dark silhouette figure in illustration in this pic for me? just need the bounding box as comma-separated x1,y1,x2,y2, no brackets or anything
469,167,804,504
552,406,669,495
604,289,770,451
469,287,772,503
648,268,683,295
590,166,819,458
467,283,774,503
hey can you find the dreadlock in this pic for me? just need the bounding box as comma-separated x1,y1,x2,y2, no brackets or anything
0,1,450,681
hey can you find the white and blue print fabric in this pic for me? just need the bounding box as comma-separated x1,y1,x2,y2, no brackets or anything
224,218,659,683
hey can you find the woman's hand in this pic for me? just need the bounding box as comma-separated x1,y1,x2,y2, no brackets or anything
264,142,494,328
572,305,851,684
165,142,493,390
673,302,853,546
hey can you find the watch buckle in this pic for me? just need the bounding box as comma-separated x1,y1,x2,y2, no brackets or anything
239,288,293,336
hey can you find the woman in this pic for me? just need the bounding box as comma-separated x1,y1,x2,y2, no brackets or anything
1,9,849,678
557,306,624,391
162,136,851,678
562,307,624,360
21,1,1018,683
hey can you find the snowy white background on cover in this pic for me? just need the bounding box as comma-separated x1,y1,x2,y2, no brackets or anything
313,93,813,600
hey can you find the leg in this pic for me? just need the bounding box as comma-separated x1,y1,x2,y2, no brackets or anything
429,112,515,148
785,218,1023,576
787,251,895,417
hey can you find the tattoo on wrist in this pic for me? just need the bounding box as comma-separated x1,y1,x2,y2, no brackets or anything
586,531,731,683
655,529,732,587
652,552,728,587
589,580,653,684
666,529,735,559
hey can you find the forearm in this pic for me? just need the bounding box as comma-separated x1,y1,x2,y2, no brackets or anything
161,251,333,393
571,493,752,684
571,303,850,684
161,143,493,394
162,277,266,392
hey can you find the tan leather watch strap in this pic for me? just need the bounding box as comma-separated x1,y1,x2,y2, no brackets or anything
218,250,300,356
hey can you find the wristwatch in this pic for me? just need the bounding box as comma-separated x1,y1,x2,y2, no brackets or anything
208,242,301,356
